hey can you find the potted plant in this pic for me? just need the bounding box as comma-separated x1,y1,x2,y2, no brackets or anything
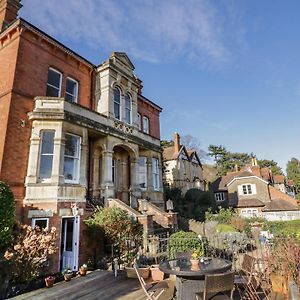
63,269,73,281
150,264,164,281
44,275,55,288
190,248,204,271
79,264,88,276
125,253,150,279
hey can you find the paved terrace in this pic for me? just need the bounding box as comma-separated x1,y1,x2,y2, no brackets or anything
12,270,175,300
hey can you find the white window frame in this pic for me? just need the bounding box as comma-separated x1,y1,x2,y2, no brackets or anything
38,130,55,182
143,116,149,134
64,133,81,183
65,77,78,103
238,183,256,195
215,192,225,202
152,158,160,191
241,209,258,217
138,156,147,190
46,67,62,97
124,93,132,124
32,218,49,229
137,113,142,130
114,86,121,120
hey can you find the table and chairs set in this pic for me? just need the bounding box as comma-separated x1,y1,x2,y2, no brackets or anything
133,253,270,300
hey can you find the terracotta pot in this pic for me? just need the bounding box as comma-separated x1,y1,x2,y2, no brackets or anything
190,259,200,271
150,265,164,281
125,266,150,279
79,268,87,276
45,277,55,288
64,273,73,281
270,274,288,294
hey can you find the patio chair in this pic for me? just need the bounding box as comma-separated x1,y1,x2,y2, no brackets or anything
234,254,257,286
195,271,235,300
133,262,168,300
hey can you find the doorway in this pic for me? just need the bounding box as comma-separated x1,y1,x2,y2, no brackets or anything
60,216,80,271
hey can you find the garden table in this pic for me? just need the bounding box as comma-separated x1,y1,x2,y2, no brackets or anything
159,257,232,300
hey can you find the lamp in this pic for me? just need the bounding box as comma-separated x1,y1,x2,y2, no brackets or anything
166,199,174,212
140,199,148,214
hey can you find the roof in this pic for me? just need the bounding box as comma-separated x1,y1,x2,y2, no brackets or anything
211,172,239,191
163,145,178,161
263,199,299,211
235,198,265,208
273,175,285,184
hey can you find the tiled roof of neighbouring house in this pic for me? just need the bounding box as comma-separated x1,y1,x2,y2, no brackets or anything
235,198,265,208
273,175,285,184
262,199,299,211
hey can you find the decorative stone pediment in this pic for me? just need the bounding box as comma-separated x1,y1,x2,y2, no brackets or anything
109,52,135,73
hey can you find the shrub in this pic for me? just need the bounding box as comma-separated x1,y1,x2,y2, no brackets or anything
205,207,236,224
168,231,207,259
85,207,143,261
0,181,15,252
216,224,236,233
4,225,57,284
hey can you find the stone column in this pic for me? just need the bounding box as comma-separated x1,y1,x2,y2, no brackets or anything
25,135,40,184
52,127,64,185
147,156,154,191
129,158,141,208
93,152,100,195
101,149,115,200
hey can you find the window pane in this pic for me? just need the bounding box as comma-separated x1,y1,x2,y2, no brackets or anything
39,155,53,179
64,157,75,180
41,132,54,154
46,85,60,97
48,69,61,88
65,79,78,102
65,219,73,251
114,88,120,104
65,135,79,157
125,94,131,109
114,102,120,119
34,219,47,229
139,157,147,189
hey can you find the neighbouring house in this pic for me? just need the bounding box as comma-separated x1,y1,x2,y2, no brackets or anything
211,161,300,221
0,0,173,273
162,132,204,193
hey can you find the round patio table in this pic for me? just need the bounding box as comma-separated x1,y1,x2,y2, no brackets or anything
159,257,232,300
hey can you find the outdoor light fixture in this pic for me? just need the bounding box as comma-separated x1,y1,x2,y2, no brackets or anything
166,199,174,212
140,199,148,214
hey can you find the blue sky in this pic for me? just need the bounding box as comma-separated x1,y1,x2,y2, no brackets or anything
21,0,300,171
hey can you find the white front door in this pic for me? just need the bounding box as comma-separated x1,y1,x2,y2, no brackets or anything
61,216,80,271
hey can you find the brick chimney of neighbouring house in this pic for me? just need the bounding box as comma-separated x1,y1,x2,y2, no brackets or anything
0,0,22,31
174,132,180,153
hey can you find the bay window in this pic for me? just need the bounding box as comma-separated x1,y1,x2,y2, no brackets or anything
39,131,54,180
64,133,80,182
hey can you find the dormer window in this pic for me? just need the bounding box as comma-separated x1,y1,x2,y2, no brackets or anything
114,87,121,120
238,184,256,195
125,93,131,124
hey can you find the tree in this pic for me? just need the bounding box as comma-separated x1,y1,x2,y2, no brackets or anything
257,159,282,175
181,134,207,160
0,181,15,253
286,158,300,199
161,140,174,147
207,145,227,163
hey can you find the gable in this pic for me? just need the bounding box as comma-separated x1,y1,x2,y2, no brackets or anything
227,175,269,187
110,52,135,71
178,147,189,161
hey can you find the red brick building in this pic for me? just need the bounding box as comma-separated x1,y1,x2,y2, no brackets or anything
0,0,164,272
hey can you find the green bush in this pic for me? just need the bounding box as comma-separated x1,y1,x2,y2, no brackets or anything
264,220,300,238
0,181,15,252
205,207,236,224
168,231,207,258
216,224,236,233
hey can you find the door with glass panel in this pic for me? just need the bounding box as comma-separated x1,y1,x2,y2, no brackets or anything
61,216,79,271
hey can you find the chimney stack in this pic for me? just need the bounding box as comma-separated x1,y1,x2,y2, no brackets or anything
174,132,180,152
0,0,22,31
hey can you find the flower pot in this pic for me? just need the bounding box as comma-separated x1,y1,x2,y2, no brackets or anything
79,268,87,276
270,274,288,295
190,259,200,271
125,266,150,279
150,265,164,281
64,273,73,281
45,277,55,288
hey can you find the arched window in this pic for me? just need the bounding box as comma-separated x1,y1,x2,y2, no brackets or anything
125,93,131,124
114,87,121,120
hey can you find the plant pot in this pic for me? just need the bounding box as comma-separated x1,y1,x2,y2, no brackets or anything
79,268,87,276
45,277,55,288
64,273,73,281
125,266,150,279
270,274,288,295
190,259,200,271
150,265,164,281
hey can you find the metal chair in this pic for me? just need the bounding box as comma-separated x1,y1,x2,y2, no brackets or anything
195,271,235,300
133,262,168,300
234,254,257,286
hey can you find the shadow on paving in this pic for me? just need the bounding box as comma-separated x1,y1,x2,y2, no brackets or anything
11,270,175,300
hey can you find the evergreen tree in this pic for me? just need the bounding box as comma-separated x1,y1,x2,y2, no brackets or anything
286,158,300,199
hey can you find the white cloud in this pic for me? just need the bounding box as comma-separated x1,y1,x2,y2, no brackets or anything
21,0,245,68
